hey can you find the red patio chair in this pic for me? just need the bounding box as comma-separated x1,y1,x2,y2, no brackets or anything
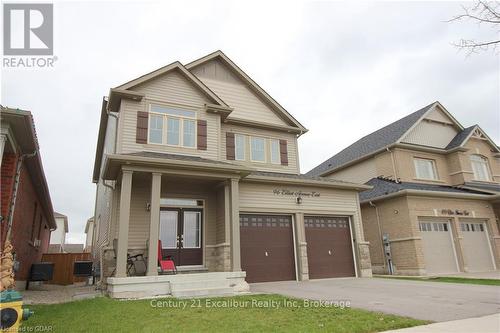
158,240,176,274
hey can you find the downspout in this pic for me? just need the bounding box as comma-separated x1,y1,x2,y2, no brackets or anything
369,201,386,271
6,151,37,241
99,109,118,283
386,147,399,181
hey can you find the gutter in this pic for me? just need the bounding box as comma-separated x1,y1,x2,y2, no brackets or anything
243,174,372,191
360,189,497,205
5,151,37,240
104,154,255,179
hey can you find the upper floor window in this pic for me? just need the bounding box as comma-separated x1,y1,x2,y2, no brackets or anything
414,158,438,180
250,137,266,162
235,134,246,161
270,139,280,164
148,104,196,148
470,155,491,181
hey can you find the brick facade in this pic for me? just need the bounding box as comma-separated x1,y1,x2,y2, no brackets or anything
1,152,18,245
0,157,52,281
361,194,499,276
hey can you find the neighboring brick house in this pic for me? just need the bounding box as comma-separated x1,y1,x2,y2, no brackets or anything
1,106,56,288
308,102,500,276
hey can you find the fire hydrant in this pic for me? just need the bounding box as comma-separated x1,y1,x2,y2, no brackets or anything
0,289,33,332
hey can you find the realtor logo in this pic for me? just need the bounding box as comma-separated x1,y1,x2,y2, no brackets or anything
3,3,53,55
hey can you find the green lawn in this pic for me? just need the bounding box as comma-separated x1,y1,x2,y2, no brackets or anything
21,294,427,333
376,275,500,286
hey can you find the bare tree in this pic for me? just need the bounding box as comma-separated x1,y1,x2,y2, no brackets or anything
448,0,500,54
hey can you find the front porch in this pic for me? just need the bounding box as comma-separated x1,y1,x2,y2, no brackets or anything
107,271,247,298
101,154,252,298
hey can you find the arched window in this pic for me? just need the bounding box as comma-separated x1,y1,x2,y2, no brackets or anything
470,155,491,181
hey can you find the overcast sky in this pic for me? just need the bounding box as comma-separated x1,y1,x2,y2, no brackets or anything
2,1,498,243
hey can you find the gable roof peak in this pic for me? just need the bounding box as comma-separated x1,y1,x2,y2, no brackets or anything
185,50,308,132
306,102,437,177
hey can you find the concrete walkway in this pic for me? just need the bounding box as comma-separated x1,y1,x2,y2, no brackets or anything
385,313,500,333
251,278,500,322
20,283,102,304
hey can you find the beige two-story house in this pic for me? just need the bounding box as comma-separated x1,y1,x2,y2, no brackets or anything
308,102,500,276
92,51,372,298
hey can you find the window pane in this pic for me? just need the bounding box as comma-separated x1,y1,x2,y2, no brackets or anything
251,137,265,162
151,105,195,118
183,211,201,248
471,155,490,181
270,139,280,164
149,115,163,144
159,211,178,249
183,119,195,147
167,118,180,145
414,159,437,180
235,135,246,160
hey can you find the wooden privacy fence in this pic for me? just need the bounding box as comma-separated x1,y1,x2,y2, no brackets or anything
41,253,91,285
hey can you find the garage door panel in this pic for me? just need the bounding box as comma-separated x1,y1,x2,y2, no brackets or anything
240,214,296,283
419,219,458,275
460,221,495,272
305,216,355,279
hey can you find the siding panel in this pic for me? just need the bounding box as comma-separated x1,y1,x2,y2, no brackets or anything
239,182,358,213
118,99,220,159
402,121,458,149
221,124,299,174
191,59,289,127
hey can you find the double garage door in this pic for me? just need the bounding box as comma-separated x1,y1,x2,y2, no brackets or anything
240,214,356,283
419,218,495,274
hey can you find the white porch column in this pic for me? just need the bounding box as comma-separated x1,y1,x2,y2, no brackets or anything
229,178,241,271
115,170,133,277
147,172,161,276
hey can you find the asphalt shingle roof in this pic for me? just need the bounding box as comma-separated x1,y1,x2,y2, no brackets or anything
124,151,237,166
462,182,500,193
445,125,476,150
306,103,435,177
359,177,492,202
249,170,362,186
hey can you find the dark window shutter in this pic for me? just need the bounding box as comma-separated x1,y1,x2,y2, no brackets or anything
226,132,235,160
197,120,207,150
136,111,149,144
279,139,288,166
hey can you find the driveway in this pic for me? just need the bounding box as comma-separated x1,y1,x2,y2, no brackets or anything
250,278,500,322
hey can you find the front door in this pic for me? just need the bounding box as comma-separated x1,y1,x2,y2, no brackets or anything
159,208,203,266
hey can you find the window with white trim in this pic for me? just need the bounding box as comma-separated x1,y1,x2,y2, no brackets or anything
414,158,438,180
251,137,266,162
270,139,280,164
235,134,246,161
149,114,163,144
148,104,196,148
470,155,491,181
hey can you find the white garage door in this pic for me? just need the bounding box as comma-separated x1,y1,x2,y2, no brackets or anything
460,220,496,272
419,218,459,275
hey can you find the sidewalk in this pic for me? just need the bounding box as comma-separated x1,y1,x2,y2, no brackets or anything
385,313,500,333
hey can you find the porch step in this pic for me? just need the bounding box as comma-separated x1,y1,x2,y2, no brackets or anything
170,279,229,292
171,287,234,298
176,267,209,274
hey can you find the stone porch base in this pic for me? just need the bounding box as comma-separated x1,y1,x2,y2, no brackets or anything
107,271,248,299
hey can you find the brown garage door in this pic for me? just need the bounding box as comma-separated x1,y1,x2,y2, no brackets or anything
305,216,355,279
240,214,296,283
